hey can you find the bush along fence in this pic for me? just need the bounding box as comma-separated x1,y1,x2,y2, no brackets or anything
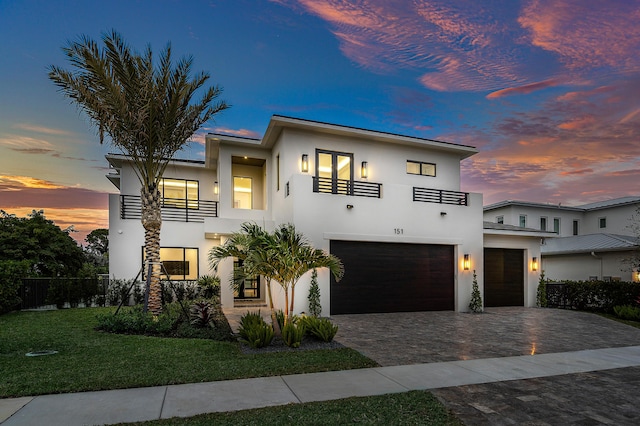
545,280,640,313
15,277,215,311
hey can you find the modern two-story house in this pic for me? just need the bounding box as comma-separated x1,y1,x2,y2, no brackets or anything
108,115,546,314
484,198,640,282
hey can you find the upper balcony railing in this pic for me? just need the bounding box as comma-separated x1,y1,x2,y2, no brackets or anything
120,195,218,222
413,187,468,206
312,176,382,198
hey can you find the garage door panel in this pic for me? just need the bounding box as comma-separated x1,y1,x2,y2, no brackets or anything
330,241,454,314
484,248,524,307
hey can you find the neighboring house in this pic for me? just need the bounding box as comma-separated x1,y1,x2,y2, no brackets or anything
108,115,545,314
484,198,640,282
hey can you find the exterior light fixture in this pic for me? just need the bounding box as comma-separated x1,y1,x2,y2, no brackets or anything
346,204,354,209
532,257,538,271
361,161,368,179
301,154,309,173
213,181,219,195
463,254,470,271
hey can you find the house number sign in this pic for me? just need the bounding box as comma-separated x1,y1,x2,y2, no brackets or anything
394,228,404,235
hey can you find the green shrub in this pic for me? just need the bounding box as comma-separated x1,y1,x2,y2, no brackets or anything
95,306,176,335
241,322,275,348
282,322,305,348
536,270,547,307
468,270,483,313
613,305,640,321
0,260,30,314
107,278,134,306
301,316,338,342
197,275,221,300
238,310,267,340
307,269,321,317
550,280,640,313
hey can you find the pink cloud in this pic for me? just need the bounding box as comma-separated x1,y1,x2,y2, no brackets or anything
518,0,640,71
487,79,561,99
212,127,261,139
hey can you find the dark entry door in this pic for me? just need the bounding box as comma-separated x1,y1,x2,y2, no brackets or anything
484,248,524,307
330,240,454,314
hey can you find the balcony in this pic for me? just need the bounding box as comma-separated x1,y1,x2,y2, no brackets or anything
413,187,468,206
312,177,382,198
120,195,218,222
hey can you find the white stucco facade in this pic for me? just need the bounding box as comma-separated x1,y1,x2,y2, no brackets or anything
108,115,548,314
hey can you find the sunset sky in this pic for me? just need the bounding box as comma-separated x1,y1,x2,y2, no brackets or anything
1,0,639,243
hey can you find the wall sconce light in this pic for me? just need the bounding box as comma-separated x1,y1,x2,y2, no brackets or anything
301,154,309,173
463,254,470,271
361,161,368,179
634,270,640,282
346,204,354,209
213,181,219,195
532,257,538,271
440,211,447,216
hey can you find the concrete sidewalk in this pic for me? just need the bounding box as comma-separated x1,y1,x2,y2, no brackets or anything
2,345,640,425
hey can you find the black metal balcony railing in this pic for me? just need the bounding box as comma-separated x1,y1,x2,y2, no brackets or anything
120,195,218,222
413,187,468,206
312,176,382,198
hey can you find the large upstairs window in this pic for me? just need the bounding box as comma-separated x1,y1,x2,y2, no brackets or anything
315,149,353,195
159,178,198,209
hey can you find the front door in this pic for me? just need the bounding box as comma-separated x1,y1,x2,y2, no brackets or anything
233,259,260,300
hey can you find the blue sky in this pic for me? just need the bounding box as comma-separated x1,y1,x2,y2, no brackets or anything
1,0,639,241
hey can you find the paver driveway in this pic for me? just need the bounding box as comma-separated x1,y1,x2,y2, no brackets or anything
331,307,640,425
331,307,640,366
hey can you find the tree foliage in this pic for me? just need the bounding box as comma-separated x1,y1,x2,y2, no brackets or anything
0,210,84,277
49,30,229,315
210,223,344,326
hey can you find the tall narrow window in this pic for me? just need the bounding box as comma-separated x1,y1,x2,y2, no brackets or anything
159,178,198,209
233,176,252,209
540,217,547,231
519,215,526,227
315,149,353,194
599,217,607,229
573,220,579,235
276,154,280,191
553,218,560,234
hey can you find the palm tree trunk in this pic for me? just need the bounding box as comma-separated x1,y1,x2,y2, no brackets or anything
265,279,282,337
141,185,163,315
283,288,290,326
289,285,295,316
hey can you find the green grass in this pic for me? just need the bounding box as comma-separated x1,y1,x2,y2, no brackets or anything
122,391,463,426
597,312,640,329
0,308,377,398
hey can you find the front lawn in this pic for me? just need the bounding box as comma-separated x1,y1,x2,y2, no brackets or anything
0,308,377,398
122,391,463,426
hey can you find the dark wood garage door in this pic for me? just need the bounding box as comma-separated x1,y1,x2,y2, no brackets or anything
330,240,454,314
484,248,524,307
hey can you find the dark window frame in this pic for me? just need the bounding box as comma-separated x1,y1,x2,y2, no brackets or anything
159,178,199,210
315,149,354,195
141,246,199,281
406,160,436,177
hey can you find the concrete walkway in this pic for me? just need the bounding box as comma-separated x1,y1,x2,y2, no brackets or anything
2,345,640,425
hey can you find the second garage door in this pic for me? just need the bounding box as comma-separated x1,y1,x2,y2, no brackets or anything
330,240,454,314
484,248,524,307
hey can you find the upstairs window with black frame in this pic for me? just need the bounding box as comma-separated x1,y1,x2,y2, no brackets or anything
407,160,436,177
315,149,353,195
159,178,199,209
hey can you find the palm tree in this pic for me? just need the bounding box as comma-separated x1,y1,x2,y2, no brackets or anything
268,224,344,325
209,223,282,336
209,223,344,328
49,30,228,315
